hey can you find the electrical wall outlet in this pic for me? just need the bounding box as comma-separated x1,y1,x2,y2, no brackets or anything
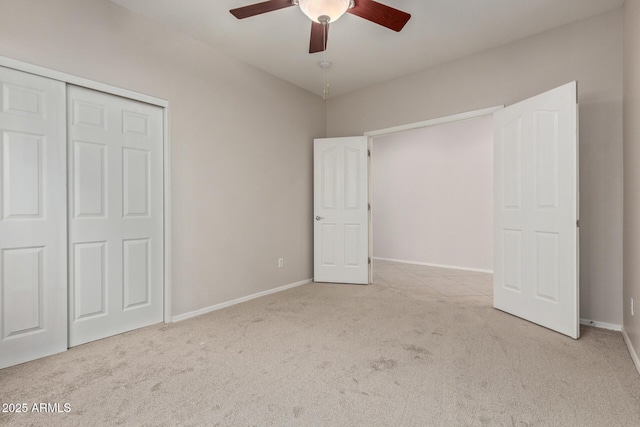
278,258,284,268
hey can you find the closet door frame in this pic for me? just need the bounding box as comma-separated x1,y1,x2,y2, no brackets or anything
0,56,173,324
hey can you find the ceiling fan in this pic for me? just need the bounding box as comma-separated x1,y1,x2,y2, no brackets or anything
230,0,412,54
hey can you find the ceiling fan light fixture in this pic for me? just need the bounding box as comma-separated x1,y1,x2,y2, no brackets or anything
298,0,350,24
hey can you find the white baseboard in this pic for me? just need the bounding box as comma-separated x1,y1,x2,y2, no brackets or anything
622,328,640,376
172,279,312,323
373,257,493,274
579,318,622,331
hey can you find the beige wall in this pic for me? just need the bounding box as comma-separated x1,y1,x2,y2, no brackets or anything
0,0,326,317
624,0,640,365
372,117,493,271
328,10,624,325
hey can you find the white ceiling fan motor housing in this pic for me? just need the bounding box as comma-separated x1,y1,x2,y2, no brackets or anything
298,0,351,23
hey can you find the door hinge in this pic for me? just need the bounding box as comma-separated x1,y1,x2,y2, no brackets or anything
367,149,371,157
368,203,371,211
368,257,371,265
577,219,580,228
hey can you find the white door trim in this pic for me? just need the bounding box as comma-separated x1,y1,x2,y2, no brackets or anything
0,55,172,323
0,56,168,108
364,106,504,138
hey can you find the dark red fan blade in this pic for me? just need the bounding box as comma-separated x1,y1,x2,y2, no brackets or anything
230,0,295,19
309,22,329,54
348,0,411,32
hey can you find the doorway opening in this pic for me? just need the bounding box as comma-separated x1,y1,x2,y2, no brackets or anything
366,108,499,305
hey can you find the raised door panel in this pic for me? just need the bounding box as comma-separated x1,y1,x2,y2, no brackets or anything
123,238,150,309
1,247,44,339
343,224,361,267
2,82,44,119
73,141,107,218
72,100,107,130
535,232,559,303
344,147,360,210
320,224,337,268
534,111,559,210
502,118,522,210
2,131,43,219
73,242,107,320
502,230,522,293
123,148,149,217
320,147,338,210
122,110,149,137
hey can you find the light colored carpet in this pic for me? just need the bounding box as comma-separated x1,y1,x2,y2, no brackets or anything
1,260,639,426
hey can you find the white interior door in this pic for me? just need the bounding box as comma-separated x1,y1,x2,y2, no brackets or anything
68,85,163,347
314,136,369,284
0,66,67,368
493,81,579,339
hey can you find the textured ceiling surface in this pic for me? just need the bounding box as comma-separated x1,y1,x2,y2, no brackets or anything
110,0,623,97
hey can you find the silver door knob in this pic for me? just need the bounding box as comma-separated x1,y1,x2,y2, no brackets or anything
316,216,324,221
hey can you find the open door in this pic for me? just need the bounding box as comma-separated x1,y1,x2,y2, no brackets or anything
493,82,579,339
314,136,369,284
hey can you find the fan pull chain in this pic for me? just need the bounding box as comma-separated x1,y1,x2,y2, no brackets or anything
323,20,329,99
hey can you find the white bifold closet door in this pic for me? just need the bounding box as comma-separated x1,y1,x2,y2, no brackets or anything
0,67,67,369
67,85,163,347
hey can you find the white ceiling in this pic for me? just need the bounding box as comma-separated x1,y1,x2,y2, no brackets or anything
110,0,623,97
